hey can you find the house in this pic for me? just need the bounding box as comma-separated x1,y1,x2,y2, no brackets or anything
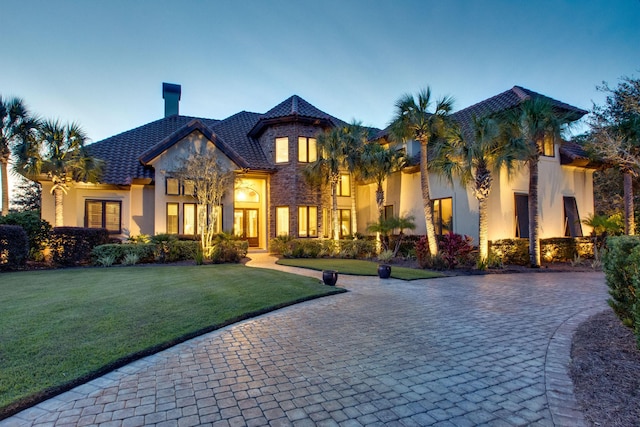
35,83,596,250
357,86,597,243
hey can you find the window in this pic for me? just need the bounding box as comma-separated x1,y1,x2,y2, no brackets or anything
167,203,179,234
183,203,197,235
276,206,290,236
298,137,317,163
298,206,318,237
337,174,350,196
166,177,180,195
323,208,330,238
85,200,122,233
514,194,529,238
433,198,453,235
339,209,351,238
183,180,195,196
209,205,223,234
564,196,583,237
542,134,555,157
275,137,289,163
383,205,394,220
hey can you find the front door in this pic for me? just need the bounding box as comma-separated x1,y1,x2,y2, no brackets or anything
234,208,259,247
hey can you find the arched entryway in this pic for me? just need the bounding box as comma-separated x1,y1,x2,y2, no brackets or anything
234,177,267,248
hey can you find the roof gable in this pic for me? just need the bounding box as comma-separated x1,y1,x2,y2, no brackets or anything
248,95,345,137
138,119,249,169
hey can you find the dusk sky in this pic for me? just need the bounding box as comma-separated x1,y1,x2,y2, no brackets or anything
1,1,639,203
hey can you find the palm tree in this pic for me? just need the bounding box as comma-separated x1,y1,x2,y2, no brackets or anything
0,96,38,216
359,141,406,219
431,116,525,263
389,88,455,256
498,98,573,267
13,119,103,226
304,123,365,240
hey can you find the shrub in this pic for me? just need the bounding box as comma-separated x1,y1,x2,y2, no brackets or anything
91,243,156,265
0,211,51,260
208,233,249,264
439,232,474,269
377,249,394,263
95,254,116,267
540,237,594,262
50,227,110,266
489,239,530,266
269,235,294,255
0,225,29,270
337,239,376,259
602,236,640,330
415,236,430,268
121,253,140,266
283,239,322,258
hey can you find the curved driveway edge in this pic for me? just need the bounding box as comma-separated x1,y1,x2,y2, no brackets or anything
1,256,608,426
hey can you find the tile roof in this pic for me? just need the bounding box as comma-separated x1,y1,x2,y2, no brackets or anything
87,115,218,185
248,95,345,137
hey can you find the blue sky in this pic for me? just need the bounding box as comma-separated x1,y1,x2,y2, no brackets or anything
2,0,639,142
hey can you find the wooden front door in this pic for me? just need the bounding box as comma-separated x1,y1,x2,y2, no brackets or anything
234,208,259,247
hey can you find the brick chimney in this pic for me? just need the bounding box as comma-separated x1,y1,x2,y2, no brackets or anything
162,82,181,117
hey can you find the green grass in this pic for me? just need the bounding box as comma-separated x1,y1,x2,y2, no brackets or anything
0,265,343,417
276,258,444,280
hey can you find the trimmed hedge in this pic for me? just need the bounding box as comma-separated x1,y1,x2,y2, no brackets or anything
490,237,595,265
269,238,376,259
50,227,110,266
0,225,29,270
91,243,157,265
0,212,51,260
602,236,640,336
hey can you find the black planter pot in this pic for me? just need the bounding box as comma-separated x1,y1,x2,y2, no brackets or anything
378,264,391,279
322,270,338,286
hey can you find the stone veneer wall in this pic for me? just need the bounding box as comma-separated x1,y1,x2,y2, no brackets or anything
259,122,331,240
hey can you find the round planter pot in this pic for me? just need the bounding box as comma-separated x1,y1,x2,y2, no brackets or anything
378,264,392,279
322,270,338,286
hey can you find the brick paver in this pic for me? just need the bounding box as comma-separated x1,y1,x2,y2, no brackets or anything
1,254,608,426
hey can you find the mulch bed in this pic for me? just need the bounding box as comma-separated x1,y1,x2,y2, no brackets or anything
569,310,640,426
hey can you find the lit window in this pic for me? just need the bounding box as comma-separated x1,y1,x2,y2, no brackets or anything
298,137,317,163
339,209,351,238
85,200,122,233
167,203,179,234
337,174,350,196
166,178,180,195
542,134,555,157
275,137,289,163
433,198,453,235
298,206,318,237
276,206,290,236
323,208,330,238
183,203,197,235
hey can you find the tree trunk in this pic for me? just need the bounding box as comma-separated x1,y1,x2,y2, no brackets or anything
528,158,541,267
624,171,635,235
375,183,384,219
478,197,488,262
0,158,9,216
54,187,64,227
420,141,438,256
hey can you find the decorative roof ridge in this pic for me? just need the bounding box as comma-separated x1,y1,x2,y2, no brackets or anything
511,85,531,101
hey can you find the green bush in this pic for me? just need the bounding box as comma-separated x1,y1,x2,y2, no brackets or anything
209,240,248,263
336,239,376,259
489,239,530,266
0,225,29,270
0,211,51,260
91,243,156,265
540,237,594,262
269,235,294,255
602,236,640,331
283,239,322,258
50,227,110,266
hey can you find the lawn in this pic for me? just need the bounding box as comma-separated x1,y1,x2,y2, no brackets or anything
276,258,444,280
0,264,343,417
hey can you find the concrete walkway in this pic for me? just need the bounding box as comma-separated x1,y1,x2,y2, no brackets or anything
1,254,609,426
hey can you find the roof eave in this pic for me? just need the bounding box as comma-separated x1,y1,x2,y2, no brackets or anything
248,115,334,138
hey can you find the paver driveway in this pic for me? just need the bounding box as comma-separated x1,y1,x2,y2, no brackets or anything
2,256,608,427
